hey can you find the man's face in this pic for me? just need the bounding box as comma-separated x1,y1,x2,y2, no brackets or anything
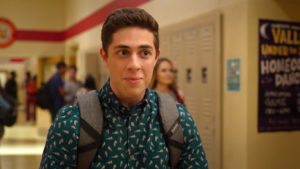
157,61,174,86
59,67,66,76
69,68,76,79
100,26,159,102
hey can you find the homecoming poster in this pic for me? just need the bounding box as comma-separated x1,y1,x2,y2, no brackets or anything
259,19,300,132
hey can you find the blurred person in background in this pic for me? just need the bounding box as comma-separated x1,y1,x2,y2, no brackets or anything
150,58,185,105
0,85,11,114
48,61,67,121
64,65,82,105
76,74,97,95
25,73,37,122
0,83,17,129
25,72,31,87
83,74,96,91
5,71,17,101
0,85,9,139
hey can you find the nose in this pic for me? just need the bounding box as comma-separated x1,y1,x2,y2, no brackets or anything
127,53,141,71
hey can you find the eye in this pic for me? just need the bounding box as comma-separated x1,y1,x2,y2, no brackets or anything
141,50,151,57
161,68,167,72
118,50,128,56
143,51,149,55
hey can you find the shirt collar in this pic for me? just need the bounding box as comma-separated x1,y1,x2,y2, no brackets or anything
98,79,152,116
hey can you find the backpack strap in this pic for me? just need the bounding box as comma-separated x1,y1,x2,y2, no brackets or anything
77,90,103,169
156,91,184,169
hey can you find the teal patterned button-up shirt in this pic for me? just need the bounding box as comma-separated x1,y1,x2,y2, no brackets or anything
40,81,209,169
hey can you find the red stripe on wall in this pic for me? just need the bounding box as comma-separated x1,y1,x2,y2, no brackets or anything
10,58,26,63
15,30,65,41
14,0,151,42
65,0,151,39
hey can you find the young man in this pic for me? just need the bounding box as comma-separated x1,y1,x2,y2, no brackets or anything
40,8,208,169
49,61,67,121
5,71,17,101
64,65,82,105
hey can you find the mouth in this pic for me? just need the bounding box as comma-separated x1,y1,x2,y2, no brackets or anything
124,77,142,84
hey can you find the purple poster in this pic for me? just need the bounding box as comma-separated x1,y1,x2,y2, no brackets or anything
259,19,300,132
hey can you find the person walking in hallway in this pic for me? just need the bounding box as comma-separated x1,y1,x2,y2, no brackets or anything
64,65,82,105
25,73,37,122
76,74,97,95
48,61,67,121
5,71,17,102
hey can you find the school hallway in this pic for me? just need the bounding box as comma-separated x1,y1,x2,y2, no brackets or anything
1,0,300,169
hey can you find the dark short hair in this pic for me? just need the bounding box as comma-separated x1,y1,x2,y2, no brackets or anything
56,61,66,69
84,75,96,90
101,8,159,55
26,72,31,77
11,71,16,77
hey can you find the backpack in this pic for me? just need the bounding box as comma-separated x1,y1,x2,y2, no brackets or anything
77,90,184,169
0,94,17,126
36,81,53,109
0,123,4,139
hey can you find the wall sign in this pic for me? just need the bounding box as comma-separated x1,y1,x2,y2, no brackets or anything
0,18,16,48
226,58,241,92
258,19,300,132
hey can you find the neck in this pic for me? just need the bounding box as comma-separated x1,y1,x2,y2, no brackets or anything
120,94,145,109
109,82,145,110
155,83,171,94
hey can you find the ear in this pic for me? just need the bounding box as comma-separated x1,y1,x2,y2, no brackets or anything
155,49,160,63
100,48,108,67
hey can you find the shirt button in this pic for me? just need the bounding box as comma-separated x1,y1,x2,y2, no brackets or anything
130,155,135,161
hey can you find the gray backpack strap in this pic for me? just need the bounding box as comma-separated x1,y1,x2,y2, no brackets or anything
77,90,103,169
156,91,184,169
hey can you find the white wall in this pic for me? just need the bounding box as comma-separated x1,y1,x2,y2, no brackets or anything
0,43,65,58
221,2,248,169
65,0,112,28
0,0,65,30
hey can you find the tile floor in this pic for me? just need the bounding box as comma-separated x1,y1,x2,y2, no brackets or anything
0,106,52,169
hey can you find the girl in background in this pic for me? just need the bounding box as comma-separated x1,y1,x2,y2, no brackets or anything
150,58,185,105
25,74,37,122
76,74,96,95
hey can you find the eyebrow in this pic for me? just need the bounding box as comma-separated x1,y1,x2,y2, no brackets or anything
114,45,130,49
139,45,153,49
114,44,154,50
